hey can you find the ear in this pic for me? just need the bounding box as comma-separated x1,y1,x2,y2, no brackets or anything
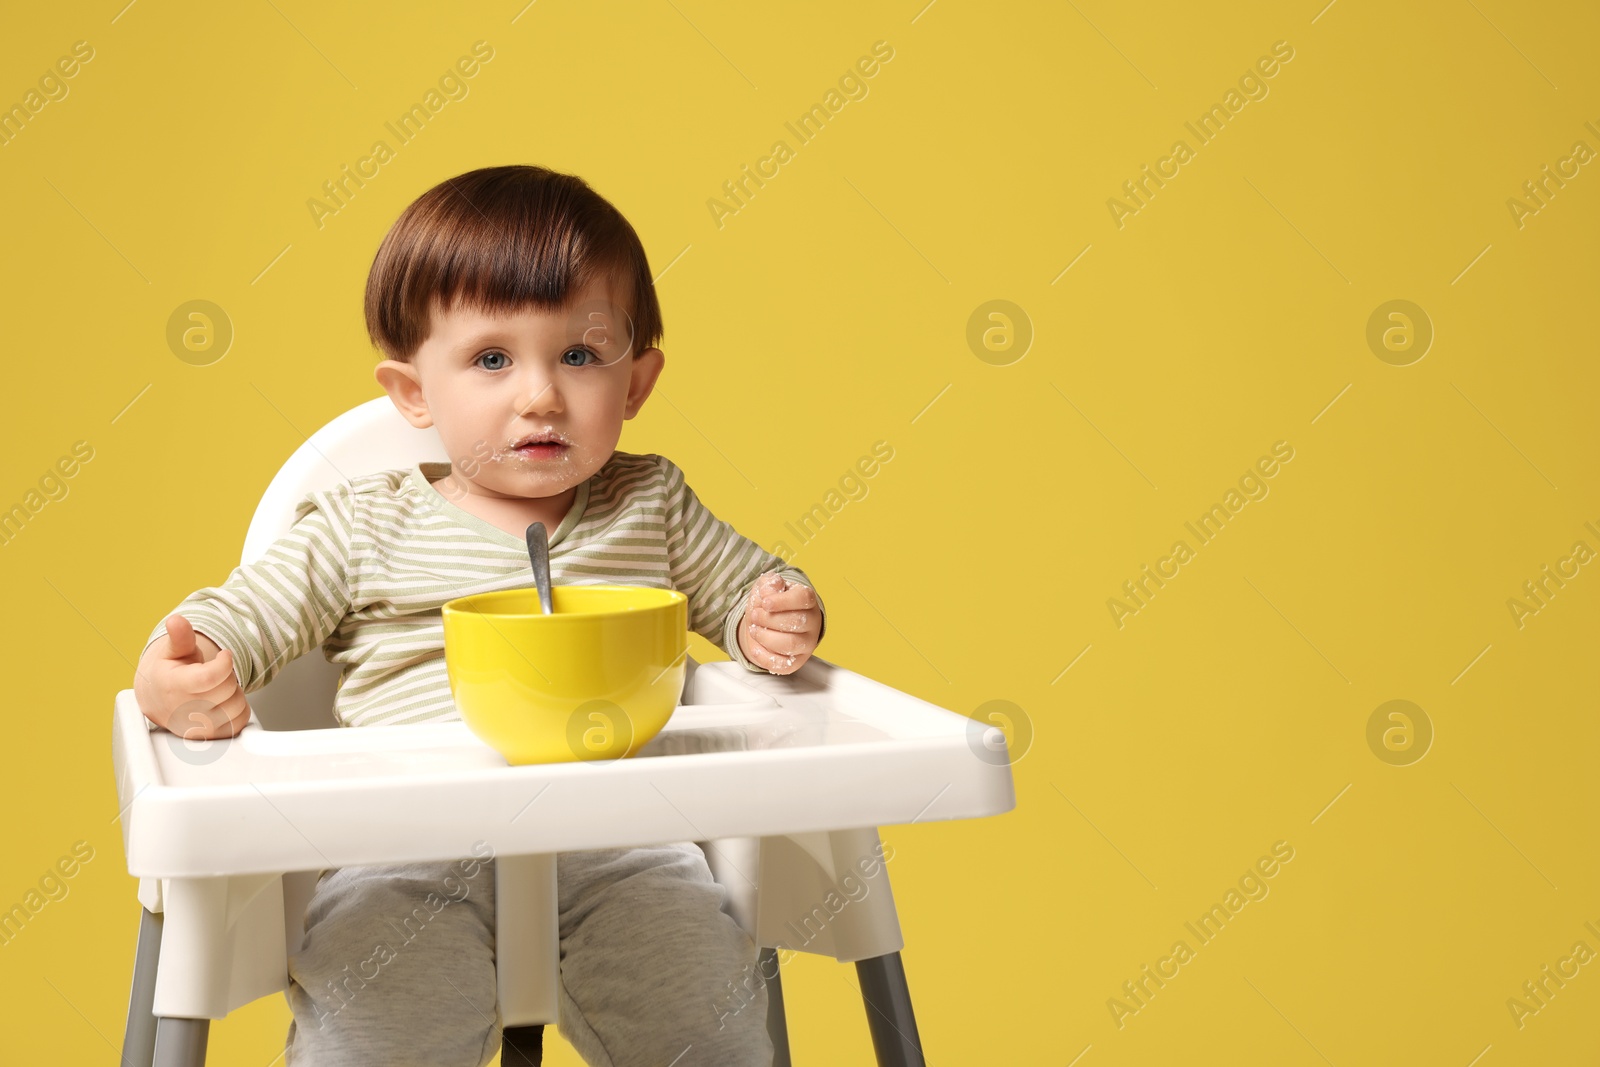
374,359,433,428
623,348,665,420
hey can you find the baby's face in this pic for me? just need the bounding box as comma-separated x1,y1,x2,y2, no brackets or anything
378,275,663,502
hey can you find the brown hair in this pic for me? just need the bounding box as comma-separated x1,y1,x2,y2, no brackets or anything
363,164,662,362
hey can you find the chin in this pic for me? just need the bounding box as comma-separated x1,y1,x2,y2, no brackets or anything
495,468,580,497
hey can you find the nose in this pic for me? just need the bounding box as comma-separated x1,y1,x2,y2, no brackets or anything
513,370,562,418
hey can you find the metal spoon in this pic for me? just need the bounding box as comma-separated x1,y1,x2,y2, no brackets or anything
524,521,553,615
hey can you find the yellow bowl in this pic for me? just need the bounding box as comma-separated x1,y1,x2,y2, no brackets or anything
441,585,688,765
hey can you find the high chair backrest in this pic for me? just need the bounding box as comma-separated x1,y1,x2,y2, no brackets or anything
241,396,447,732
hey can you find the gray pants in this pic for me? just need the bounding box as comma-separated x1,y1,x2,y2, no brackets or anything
282,843,773,1067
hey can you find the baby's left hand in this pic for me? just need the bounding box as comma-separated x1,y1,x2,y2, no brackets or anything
738,571,821,675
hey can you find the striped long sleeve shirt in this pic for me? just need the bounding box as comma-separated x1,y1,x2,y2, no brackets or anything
141,451,825,728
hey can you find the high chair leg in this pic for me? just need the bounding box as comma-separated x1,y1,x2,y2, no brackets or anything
759,947,792,1067
856,951,924,1067
152,1016,209,1067
123,906,162,1067
501,1023,545,1065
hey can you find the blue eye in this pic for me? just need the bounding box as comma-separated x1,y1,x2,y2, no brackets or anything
475,347,596,371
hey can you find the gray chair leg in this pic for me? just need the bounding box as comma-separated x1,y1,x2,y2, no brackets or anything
760,947,791,1067
855,951,924,1067
123,907,162,1067
501,1024,544,1065
152,1017,208,1067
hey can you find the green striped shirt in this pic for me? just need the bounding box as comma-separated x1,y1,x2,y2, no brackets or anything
142,451,825,728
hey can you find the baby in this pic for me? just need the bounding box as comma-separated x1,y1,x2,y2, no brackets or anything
133,164,825,1067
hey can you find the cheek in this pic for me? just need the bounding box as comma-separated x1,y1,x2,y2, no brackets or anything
567,442,605,471
566,377,630,429
441,404,499,462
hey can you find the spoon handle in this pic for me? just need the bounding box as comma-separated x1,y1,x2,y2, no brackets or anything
525,522,554,615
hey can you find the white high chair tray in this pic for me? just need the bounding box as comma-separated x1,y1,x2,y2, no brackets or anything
113,655,1017,878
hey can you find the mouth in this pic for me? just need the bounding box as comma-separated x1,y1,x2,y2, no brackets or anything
509,431,571,459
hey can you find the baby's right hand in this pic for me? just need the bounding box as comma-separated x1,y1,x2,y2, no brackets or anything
135,613,252,740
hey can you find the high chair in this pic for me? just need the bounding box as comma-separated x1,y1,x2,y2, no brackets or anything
114,396,1017,1067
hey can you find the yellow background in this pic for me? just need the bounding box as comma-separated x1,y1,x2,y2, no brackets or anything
2,0,1596,1063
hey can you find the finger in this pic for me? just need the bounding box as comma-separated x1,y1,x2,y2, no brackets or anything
167,674,239,723
177,666,243,709
743,577,781,629
207,691,253,737
750,572,787,602
764,644,808,675
749,624,811,655
746,633,802,675
742,622,785,670
164,613,197,660
750,605,818,635
760,583,817,612
171,691,251,740
168,699,231,741
175,649,238,693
